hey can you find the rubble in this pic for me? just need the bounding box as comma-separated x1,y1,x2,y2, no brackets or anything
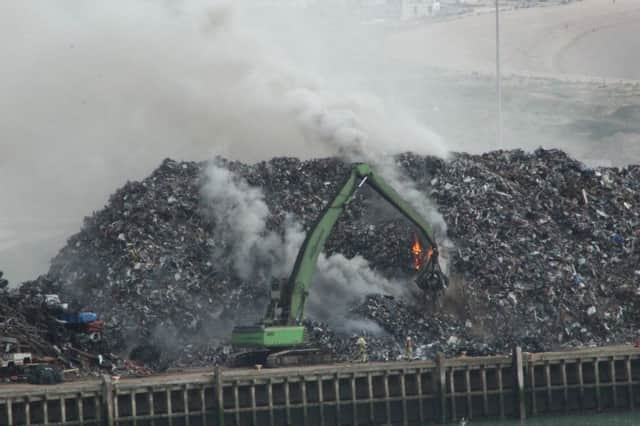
0,278,114,375
397,149,640,353
5,148,640,370
0,271,8,290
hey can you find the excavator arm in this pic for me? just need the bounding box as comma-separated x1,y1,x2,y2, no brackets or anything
273,163,445,325
231,163,446,352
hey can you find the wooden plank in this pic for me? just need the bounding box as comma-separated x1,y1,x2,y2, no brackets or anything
102,375,114,426
350,374,357,426
545,362,552,410
626,356,634,410
302,377,309,426
316,376,324,426
384,370,391,425
167,387,174,426
465,367,472,420
481,366,488,417
233,381,240,426
497,365,505,419
60,396,66,424
400,372,408,426
367,373,374,424
437,353,447,423
268,379,275,426
285,378,291,426
578,359,585,410
594,358,602,412
112,393,118,423
334,374,341,426
95,392,102,423
131,392,138,426
250,380,257,426
215,366,224,426
7,398,12,426
610,357,618,408
416,369,425,424
449,368,457,421
529,360,537,415
200,386,206,425
148,388,155,426
43,395,48,425
183,385,191,426
77,393,84,425
24,397,30,426
561,361,568,414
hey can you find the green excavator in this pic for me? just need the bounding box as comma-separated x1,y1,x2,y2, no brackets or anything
231,163,447,367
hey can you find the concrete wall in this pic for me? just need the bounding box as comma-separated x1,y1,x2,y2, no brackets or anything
0,345,639,425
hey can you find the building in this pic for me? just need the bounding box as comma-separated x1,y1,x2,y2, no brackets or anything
400,0,438,19
347,0,441,21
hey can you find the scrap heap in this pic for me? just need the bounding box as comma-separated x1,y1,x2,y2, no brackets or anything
0,273,55,357
394,150,640,355
8,149,640,367
0,272,113,373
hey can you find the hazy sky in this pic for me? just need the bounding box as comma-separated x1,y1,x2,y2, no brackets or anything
2,0,639,283
0,1,446,282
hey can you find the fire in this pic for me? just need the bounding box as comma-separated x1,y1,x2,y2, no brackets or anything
412,234,433,271
412,235,423,270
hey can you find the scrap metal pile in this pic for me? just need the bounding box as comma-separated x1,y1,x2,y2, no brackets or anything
0,274,57,357
0,272,116,378
395,149,640,356
9,149,640,368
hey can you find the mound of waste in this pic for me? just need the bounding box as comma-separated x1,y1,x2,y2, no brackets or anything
14,149,640,368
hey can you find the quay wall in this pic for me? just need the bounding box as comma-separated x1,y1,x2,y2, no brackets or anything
1,345,639,425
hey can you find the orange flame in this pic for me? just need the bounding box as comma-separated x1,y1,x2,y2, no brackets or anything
412,235,423,270
412,235,434,271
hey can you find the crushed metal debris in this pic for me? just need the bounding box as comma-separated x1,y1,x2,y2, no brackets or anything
4,149,640,373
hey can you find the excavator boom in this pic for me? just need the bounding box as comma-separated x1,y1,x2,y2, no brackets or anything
231,163,446,357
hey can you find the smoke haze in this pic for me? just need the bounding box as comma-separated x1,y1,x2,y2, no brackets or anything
0,0,447,283
201,160,411,332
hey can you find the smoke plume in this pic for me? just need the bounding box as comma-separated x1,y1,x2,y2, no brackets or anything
0,0,447,282
202,160,306,283
201,161,413,332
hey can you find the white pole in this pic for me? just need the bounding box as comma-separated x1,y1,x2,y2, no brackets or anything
496,0,502,146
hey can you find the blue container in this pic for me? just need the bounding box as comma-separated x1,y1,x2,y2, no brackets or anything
58,312,98,324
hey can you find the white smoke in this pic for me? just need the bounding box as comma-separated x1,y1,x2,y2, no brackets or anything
286,88,448,160
201,161,411,332
201,160,286,282
180,2,450,331
0,0,448,282
310,254,405,333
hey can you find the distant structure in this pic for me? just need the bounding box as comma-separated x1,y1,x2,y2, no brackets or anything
347,0,441,21
251,0,320,8
252,0,442,21
400,0,440,20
